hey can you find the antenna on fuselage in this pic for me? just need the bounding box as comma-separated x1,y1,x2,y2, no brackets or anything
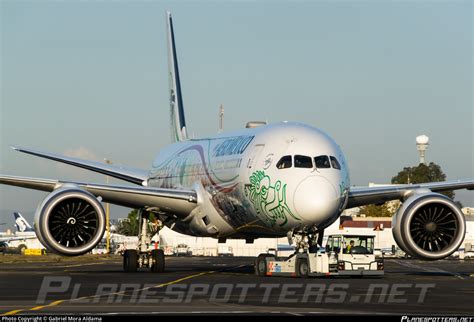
218,104,224,133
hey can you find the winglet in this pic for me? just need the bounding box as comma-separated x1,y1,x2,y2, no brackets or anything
166,11,188,142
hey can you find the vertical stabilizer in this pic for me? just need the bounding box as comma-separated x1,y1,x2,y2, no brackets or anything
14,212,34,232
166,11,188,142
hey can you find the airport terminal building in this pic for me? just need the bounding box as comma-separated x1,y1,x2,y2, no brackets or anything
157,207,474,257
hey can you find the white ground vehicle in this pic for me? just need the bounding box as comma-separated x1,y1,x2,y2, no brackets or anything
217,245,233,257
162,245,175,256
255,234,384,277
452,249,474,260
175,244,191,256
91,242,108,255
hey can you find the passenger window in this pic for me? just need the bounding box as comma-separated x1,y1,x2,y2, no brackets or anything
330,156,341,170
314,155,330,168
294,155,313,168
276,155,292,169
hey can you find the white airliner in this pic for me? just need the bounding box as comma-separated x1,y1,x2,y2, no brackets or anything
14,212,34,233
0,12,472,272
0,212,36,243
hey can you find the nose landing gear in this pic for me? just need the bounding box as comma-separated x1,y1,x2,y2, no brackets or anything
254,227,326,277
123,209,165,273
287,227,324,253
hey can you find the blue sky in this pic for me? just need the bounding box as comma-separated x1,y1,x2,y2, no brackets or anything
0,0,472,227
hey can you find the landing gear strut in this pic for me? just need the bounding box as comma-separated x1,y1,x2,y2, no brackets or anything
123,209,164,273
288,227,324,253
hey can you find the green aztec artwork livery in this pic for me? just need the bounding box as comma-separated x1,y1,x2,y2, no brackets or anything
245,170,300,227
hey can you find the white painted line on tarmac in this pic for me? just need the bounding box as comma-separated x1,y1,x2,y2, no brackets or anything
393,260,465,280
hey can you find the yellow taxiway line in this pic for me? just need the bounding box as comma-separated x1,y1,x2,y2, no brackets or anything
1,270,215,316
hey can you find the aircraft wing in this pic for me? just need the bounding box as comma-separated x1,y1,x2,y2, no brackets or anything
0,175,198,218
347,179,474,208
10,146,149,185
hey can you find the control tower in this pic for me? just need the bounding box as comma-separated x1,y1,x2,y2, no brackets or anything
416,135,429,165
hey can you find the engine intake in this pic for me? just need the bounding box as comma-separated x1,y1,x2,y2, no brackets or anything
34,187,106,256
392,192,466,260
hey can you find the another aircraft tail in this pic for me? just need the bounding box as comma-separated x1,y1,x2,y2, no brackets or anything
14,212,34,232
166,11,188,142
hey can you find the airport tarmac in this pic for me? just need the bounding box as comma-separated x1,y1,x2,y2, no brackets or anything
0,255,473,315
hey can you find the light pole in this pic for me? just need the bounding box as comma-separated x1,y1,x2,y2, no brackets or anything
104,158,113,254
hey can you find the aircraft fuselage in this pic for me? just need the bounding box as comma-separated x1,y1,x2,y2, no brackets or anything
148,122,350,238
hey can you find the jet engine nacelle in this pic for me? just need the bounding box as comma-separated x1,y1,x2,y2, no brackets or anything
392,192,465,260
34,186,106,256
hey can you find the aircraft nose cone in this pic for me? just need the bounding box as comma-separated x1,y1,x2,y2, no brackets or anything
293,176,339,223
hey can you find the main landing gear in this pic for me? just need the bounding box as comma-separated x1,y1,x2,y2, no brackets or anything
123,209,165,273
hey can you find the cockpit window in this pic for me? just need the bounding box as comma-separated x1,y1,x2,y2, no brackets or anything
276,155,292,169
330,156,341,170
314,155,330,168
294,155,313,168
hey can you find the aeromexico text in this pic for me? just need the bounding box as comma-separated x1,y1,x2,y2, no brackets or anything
212,136,254,157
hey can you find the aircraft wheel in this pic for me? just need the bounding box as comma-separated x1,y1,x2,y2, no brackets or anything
123,250,138,272
18,244,27,255
151,249,165,273
296,258,309,278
